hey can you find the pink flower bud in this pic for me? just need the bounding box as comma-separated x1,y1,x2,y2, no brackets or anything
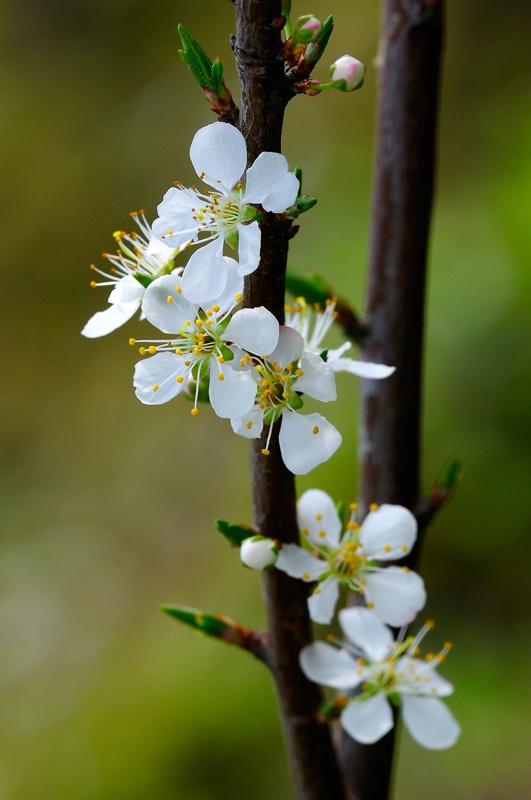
293,15,322,44
330,55,365,92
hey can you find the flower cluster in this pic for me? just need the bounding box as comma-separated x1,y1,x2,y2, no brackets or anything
83,121,394,475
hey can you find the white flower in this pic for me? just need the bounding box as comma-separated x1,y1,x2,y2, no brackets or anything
300,608,460,750
285,297,395,380
275,489,426,625
240,536,278,570
132,269,279,418
330,55,365,92
152,122,299,304
230,326,342,475
82,212,180,338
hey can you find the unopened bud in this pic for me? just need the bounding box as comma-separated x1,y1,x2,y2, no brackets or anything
294,15,322,45
330,55,365,92
240,536,278,571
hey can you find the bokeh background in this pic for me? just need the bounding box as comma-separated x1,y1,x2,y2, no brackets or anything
1,1,530,798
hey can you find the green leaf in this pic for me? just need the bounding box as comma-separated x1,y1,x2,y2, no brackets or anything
162,605,229,638
437,458,463,489
178,24,214,90
295,196,318,214
285,270,332,305
215,519,254,547
294,166,303,195
210,58,226,97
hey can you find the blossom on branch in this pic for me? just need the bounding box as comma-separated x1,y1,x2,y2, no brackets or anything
153,122,299,304
275,489,426,624
300,608,460,750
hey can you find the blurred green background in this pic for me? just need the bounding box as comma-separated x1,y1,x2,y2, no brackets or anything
1,1,530,798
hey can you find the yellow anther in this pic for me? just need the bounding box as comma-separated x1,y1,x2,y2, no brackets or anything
195,318,202,327
176,376,184,384
301,528,309,536
112,230,125,241
295,369,304,377
167,295,174,304
261,379,269,387
245,421,253,430
184,360,192,366
425,619,435,630
175,284,182,293
444,641,454,650
212,304,220,312
240,358,247,367
425,652,435,661
402,566,410,573
217,373,225,381
152,384,159,392
326,632,335,642
347,521,359,530
367,600,375,608
175,348,183,355
315,514,323,521
369,503,379,511
318,530,327,538
383,544,392,553
191,407,199,417
148,346,157,355
217,355,224,363
302,572,310,580
261,448,270,456
234,293,242,302
349,502,359,511
401,545,409,553
89,280,97,288
312,425,319,435
139,346,146,355
128,338,136,346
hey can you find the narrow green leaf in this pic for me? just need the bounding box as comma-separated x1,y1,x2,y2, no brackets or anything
178,24,214,89
162,605,228,638
437,458,463,489
304,15,334,69
285,270,332,305
215,519,254,547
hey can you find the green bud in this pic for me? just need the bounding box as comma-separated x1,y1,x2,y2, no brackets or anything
178,24,214,90
293,15,322,45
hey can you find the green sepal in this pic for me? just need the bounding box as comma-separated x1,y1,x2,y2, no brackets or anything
285,270,332,306
296,196,318,215
215,519,254,547
185,369,210,404
178,24,214,90
294,166,303,195
336,500,346,525
304,15,334,69
225,229,239,250
134,272,154,289
219,344,235,362
437,458,463,489
288,393,304,410
387,691,402,707
162,605,229,638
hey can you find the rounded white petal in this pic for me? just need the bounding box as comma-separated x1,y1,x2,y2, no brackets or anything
222,307,279,355
82,302,138,338
153,186,200,247
308,577,340,624
275,544,327,581
108,275,145,307
141,274,197,333
294,351,337,401
242,152,299,212
208,362,257,419
240,536,277,570
190,122,247,193
402,696,460,750
279,411,342,475
328,357,396,379
299,642,362,690
133,352,188,405
203,257,243,314
359,504,418,561
268,325,305,367
338,607,394,662
181,238,227,304
397,657,454,697
340,693,394,745
230,407,264,439
364,567,426,627
237,221,261,276
297,488,342,548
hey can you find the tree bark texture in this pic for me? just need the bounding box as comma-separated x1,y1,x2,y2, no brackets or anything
233,2,346,798
339,2,445,799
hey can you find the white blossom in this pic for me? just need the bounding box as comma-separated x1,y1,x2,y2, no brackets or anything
240,536,278,570
275,489,426,625
285,297,395,380
330,56,365,92
300,608,460,750
132,268,279,419
230,326,341,475
153,122,299,304
82,212,181,338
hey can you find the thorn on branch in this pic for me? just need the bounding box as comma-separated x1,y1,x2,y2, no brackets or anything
415,458,463,530
162,604,271,667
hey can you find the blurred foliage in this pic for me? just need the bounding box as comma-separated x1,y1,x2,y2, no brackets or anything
1,1,530,798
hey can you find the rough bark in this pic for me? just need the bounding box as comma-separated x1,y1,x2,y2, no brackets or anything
233,2,346,798
339,2,445,799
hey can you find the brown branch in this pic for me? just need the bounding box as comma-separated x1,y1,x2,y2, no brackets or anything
232,2,347,799
339,1,445,799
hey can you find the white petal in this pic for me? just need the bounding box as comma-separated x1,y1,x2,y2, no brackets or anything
153,185,200,247
240,536,278,570
236,221,261,276
308,577,340,624
328,356,396,379
208,362,257,419
297,488,342,549
397,657,454,698
340,693,394,745
133,352,188,405
294,351,337,401
181,238,227,304
402,696,460,749
275,544,327,581
267,325,304,367
230,406,264,439
190,122,247,193
359,504,418,561
203,257,243,314
222,307,279,355
338,607,394,662
299,642,362,690
279,411,341,475
108,275,145,307
141,274,197,333
364,567,426,627
242,152,299,212
82,302,138,338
